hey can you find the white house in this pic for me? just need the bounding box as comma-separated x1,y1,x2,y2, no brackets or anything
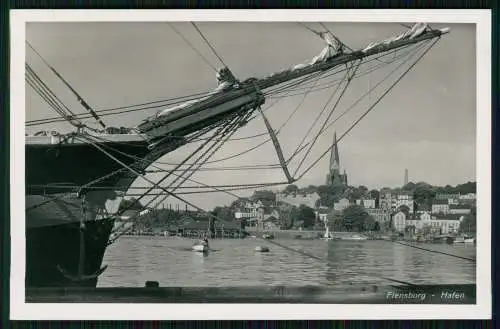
403,212,463,235
449,205,472,215
396,194,414,213
356,199,376,209
392,211,406,233
334,198,350,211
315,207,330,222
366,208,391,224
431,201,450,214
276,192,320,209
459,193,476,200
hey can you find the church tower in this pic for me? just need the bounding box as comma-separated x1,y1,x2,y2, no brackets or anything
326,132,348,186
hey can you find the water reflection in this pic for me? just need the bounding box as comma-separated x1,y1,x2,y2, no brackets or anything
98,236,476,288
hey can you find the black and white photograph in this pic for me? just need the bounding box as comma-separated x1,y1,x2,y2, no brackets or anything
10,10,491,320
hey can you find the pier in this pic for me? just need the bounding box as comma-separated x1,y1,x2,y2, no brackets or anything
26,284,475,304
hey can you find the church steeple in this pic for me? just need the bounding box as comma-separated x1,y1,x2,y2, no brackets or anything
329,131,340,172
326,131,347,186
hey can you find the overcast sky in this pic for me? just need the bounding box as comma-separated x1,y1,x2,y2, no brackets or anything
25,22,476,210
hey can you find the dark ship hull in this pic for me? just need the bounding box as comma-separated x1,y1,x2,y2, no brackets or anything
26,216,115,287
26,138,151,287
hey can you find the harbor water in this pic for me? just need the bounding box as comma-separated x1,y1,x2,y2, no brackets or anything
97,236,476,288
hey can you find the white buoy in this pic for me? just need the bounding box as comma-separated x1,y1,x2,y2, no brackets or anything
254,246,270,252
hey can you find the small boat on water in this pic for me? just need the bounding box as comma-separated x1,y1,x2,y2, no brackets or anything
454,234,474,244
320,223,335,241
339,234,368,241
192,238,209,252
254,246,270,252
464,235,475,244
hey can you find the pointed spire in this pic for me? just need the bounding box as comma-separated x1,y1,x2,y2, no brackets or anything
329,131,340,171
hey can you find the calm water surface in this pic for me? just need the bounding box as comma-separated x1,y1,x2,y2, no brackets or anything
98,236,476,288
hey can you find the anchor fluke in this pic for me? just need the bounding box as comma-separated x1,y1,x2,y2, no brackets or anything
57,264,108,282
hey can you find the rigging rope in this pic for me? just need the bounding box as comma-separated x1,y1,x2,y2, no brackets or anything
26,40,416,128
392,241,476,263
75,120,221,196
191,22,229,70
149,112,252,208
293,60,361,177
26,90,212,126
167,22,218,73
146,44,422,167
26,40,106,129
295,38,440,181
285,40,431,164
25,64,84,129
82,116,237,216
103,113,256,244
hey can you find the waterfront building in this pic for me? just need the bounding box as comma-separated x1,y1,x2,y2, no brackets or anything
325,132,348,186
275,191,320,209
431,199,450,214
356,198,376,209
366,208,391,224
260,216,281,230
392,211,406,232
419,211,432,221
401,212,463,235
449,204,472,215
459,193,476,201
396,194,414,213
379,192,395,211
436,193,461,200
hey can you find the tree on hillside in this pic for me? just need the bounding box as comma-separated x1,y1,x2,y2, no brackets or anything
346,187,364,203
281,206,299,229
284,184,299,195
251,190,276,204
305,185,318,193
459,215,476,234
403,182,416,191
455,181,476,194
369,189,380,200
398,205,410,215
341,204,369,232
298,204,316,228
212,206,233,222
326,209,343,231
358,185,369,196
118,197,145,212
317,184,347,207
413,182,436,211
363,216,376,231
229,198,248,209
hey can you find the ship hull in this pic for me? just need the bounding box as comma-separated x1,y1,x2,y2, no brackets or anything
25,139,151,287
26,216,115,287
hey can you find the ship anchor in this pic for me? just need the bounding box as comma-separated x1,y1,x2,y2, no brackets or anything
57,196,108,284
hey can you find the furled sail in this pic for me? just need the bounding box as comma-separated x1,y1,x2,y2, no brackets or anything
137,23,449,143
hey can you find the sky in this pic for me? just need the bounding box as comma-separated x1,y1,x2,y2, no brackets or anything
25,22,476,210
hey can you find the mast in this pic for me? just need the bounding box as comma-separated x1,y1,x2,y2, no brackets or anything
251,28,448,92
